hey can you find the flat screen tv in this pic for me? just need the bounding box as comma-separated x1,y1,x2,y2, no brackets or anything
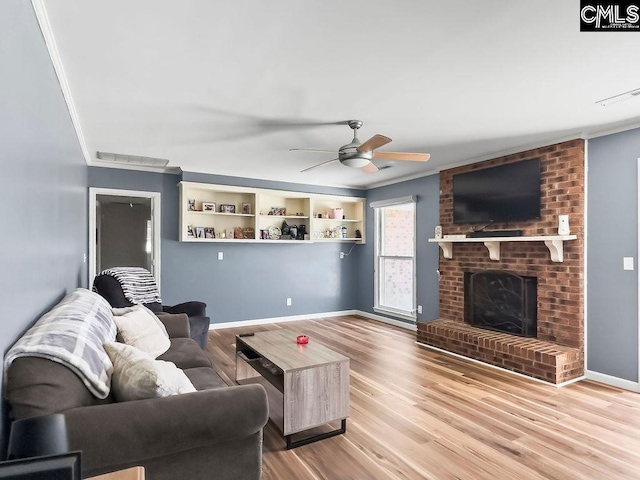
453,158,541,224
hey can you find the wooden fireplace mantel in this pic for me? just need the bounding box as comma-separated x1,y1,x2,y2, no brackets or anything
428,234,578,262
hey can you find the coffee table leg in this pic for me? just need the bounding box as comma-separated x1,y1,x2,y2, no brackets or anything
285,419,346,450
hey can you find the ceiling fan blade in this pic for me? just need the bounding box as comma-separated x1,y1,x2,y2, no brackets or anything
290,148,336,154
362,162,379,173
300,158,339,173
372,151,431,162
357,134,392,153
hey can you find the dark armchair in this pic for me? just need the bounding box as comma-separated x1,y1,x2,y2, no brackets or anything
93,271,211,348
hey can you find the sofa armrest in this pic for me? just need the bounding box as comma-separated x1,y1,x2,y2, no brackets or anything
156,313,190,338
64,384,268,475
163,301,207,317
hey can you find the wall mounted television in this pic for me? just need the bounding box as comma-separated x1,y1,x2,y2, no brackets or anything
452,158,541,224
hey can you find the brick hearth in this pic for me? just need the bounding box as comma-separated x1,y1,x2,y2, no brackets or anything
418,139,585,384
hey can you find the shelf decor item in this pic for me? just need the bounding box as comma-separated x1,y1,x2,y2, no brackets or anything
202,202,216,212
187,199,196,211
220,204,235,214
242,203,251,214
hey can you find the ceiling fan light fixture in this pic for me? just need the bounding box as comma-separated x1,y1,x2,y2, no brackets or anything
596,87,640,107
341,157,371,168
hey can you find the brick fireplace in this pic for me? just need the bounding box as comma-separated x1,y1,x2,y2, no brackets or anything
417,139,585,384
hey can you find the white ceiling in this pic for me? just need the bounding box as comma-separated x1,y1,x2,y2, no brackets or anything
39,1,640,189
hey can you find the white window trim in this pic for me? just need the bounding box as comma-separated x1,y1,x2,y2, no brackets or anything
372,196,417,322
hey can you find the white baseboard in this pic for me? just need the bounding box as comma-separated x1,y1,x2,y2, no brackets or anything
416,341,585,388
209,309,417,332
585,370,640,392
209,310,357,330
353,311,417,331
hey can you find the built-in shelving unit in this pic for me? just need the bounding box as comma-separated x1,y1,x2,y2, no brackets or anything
179,182,365,243
428,235,578,262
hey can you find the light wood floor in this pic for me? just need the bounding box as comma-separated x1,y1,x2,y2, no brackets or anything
207,316,640,480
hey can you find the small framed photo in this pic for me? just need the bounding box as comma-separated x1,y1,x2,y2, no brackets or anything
242,203,251,214
204,227,215,238
187,225,195,237
202,202,216,212
220,204,236,214
187,199,196,211
195,226,205,238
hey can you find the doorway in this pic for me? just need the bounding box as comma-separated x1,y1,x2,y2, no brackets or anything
89,188,161,288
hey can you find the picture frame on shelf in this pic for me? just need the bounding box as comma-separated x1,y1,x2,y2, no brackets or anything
204,227,215,238
242,203,251,214
202,202,216,212
187,225,195,237
187,199,196,211
195,227,205,238
220,204,235,214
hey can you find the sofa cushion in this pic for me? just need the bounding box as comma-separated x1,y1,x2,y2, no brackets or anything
105,343,196,401
6,357,113,419
112,305,170,358
184,367,228,390
157,338,212,370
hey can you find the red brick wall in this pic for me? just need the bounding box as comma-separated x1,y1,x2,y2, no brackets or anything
437,139,585,349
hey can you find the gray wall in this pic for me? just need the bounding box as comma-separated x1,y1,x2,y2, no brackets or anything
357,174,441,323
0,0,88,446
88,168,365,323
587,129,640,382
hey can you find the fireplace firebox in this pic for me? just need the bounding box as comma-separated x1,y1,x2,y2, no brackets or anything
464,271,537,337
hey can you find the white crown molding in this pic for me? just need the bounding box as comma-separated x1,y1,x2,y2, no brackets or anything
31,0,91,165
90,160,182,175
586,118,640,140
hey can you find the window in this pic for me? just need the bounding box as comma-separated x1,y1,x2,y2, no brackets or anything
372,196,416,321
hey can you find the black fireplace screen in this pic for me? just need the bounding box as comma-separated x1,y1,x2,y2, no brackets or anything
464,271,537,337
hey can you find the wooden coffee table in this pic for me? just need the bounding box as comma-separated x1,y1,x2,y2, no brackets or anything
235,330,350,449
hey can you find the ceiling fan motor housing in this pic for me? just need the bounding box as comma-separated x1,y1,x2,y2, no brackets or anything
339,119,372,167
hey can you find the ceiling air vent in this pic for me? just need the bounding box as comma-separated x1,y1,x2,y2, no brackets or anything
96,151,170,167
596,87,640,107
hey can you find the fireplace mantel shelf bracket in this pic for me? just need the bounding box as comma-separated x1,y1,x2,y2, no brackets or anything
428,235,578,262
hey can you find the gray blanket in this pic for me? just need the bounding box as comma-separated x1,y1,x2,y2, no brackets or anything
4,288,117,399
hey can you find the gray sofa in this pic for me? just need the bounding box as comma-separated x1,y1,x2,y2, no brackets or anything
5,305,268,479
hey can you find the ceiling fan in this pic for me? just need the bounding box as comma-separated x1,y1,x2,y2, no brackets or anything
291,120,430,173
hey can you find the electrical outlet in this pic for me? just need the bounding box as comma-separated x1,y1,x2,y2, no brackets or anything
624,257,634,271
286,298,292,306
340,252,345,259
218,252,223,260
417,305,423,314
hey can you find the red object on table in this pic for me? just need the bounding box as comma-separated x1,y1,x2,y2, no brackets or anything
296,335,309,344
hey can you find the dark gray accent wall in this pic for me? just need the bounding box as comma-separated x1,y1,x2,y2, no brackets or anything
89,168,364,323
1,0,88,446
357,175,441,323
587,129,640,382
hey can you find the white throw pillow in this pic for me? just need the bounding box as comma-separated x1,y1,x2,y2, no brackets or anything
111,305,170,358
104,342,196,401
